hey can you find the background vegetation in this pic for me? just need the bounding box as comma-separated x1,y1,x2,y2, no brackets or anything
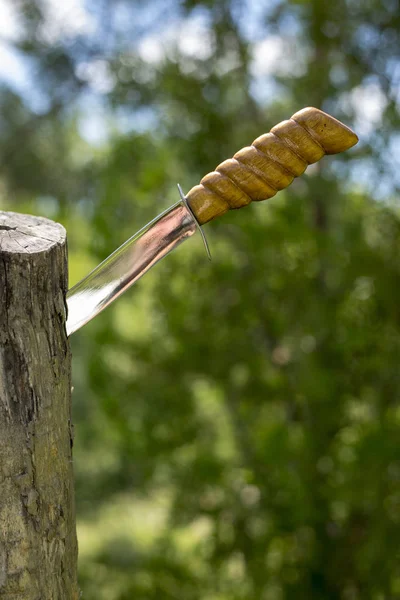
1,0,400,597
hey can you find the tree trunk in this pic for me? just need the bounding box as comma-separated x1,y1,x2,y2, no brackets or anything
0,211,78,599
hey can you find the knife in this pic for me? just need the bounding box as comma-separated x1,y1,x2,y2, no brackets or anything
66,107,358,335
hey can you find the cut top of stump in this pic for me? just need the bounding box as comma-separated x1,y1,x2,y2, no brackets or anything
0,211,66,255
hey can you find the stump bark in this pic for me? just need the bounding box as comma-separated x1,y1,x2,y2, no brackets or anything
0,211,78,599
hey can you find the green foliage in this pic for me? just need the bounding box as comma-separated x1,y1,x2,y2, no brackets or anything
1,0,400,597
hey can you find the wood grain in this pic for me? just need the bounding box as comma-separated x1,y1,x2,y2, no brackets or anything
186,107,358,225
0,212,79,600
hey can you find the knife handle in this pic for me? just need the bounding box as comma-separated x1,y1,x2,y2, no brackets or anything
186,107,358,225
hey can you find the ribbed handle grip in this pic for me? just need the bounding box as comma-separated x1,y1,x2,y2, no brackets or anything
186,107,358,225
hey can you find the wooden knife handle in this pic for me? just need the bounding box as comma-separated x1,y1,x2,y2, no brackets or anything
186,107,358,225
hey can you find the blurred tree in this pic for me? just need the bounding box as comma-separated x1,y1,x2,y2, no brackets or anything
0,0,399,598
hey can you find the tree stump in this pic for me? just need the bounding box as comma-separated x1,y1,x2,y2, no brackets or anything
0,212,78,599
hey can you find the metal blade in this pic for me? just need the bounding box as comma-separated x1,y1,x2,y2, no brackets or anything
66,190,208,336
